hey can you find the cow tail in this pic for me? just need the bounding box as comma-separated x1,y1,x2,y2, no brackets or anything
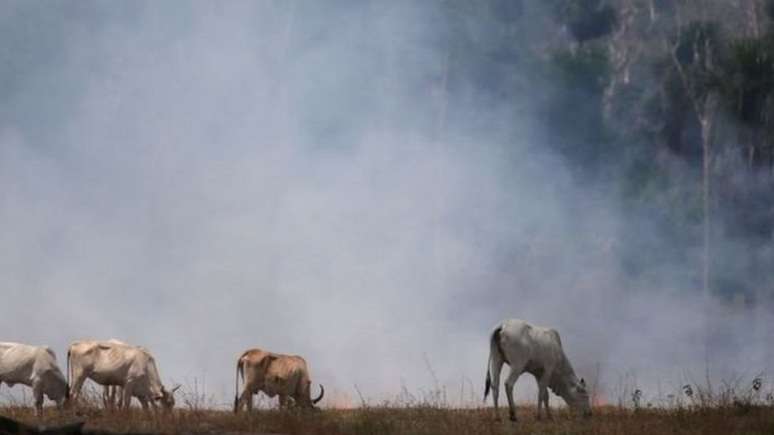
312,384,324,405
234,356,244,413
66,348,70,386
484,370,491,402
484,326,503,401
65,348,72,400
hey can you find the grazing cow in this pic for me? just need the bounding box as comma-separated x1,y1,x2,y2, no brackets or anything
0,342,69,415
67,340,179,410
234,348,324,412
484,319,591,421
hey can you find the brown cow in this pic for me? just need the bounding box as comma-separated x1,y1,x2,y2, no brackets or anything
233,348,324,412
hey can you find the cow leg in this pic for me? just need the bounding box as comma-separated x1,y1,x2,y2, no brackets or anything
115,386,125,409
102,386,111,408
237,388,252,413
541,386,551,420
538,381,550,420
109,386,118,409
68,369,88,404
504,364,525,422
246,391,255,412
536,368,554,420
535,380,547,420
121,385,134,410
32,380,45,416
138,396,150,411
115,388,124,409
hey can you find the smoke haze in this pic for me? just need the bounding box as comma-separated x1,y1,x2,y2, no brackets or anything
1,1,772,408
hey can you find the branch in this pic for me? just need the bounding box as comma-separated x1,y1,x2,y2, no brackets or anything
668,37,705,119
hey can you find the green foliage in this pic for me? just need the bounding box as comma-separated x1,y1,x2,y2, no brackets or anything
552,0,617,44
670,21,726,107
766,0,774,22
541,46,613,174
674,21,723,67
430,0,774,298
551,45,611,92
720,38,774,126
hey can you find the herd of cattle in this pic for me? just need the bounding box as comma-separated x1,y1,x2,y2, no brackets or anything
0,340,323,416
0,318,591,422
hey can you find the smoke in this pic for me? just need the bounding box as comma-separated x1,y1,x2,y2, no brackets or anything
1,1,772,408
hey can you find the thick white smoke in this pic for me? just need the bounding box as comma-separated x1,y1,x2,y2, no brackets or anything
1,1,771,409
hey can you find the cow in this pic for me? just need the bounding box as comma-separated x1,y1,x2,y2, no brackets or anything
233,348,324,412
67,340,179,411
0,342,69,415
484,319,591,421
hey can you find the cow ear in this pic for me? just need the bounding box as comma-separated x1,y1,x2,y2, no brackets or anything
580,378,586,387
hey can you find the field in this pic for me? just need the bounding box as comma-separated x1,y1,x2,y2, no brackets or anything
2,404,774,435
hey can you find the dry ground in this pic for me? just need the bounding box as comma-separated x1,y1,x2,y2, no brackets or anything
2,404,774,435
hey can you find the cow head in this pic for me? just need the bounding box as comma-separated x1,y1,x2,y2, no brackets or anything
44,373,70,408
156,384,181,410
297,381,325,409
565,378,592,417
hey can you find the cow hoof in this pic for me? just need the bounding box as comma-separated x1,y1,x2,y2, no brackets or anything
509,415,518,422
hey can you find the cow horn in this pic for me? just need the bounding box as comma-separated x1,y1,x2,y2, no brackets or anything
312,384,324,405
171,384,182,393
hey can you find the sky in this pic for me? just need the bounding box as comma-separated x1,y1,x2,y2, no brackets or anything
1,1,772,409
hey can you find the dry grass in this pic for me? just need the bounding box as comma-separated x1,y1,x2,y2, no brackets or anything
2,403,774,435
3,376,774,434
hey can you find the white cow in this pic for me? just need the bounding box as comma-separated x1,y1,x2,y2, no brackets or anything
0,342,68,415
67,340,179,410
484,319,591,421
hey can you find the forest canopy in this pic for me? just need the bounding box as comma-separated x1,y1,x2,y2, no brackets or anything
435,0,774,305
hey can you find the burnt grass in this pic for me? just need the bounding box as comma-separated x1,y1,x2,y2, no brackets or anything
1,405,774,435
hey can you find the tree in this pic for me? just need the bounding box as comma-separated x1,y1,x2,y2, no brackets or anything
668,20,723,306
542,45,613,176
